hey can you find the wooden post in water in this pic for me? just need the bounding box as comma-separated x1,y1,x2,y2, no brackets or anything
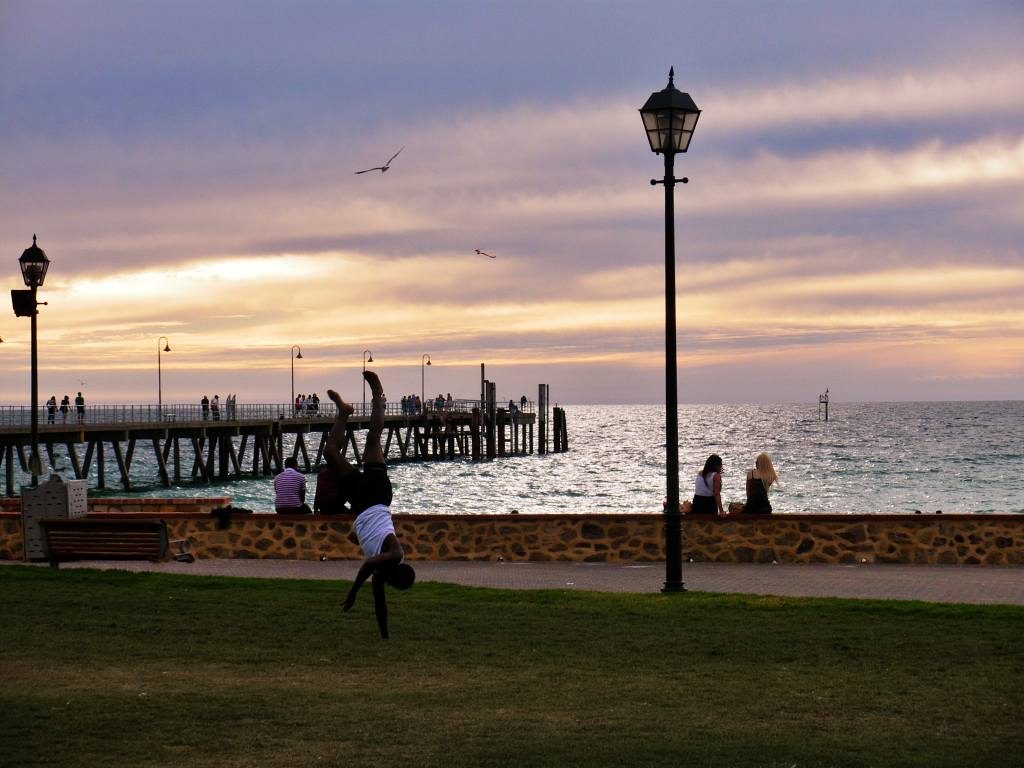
818,388,830,422
486,381,497,459
537,384,549,455
497,408,506,456
553,407,561,452
471,407,481,460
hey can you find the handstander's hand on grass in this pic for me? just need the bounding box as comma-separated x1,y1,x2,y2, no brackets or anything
342,554,397,640
341,589,357,612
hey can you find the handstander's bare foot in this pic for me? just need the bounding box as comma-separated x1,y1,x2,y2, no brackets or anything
362,370,384,401
327,389,354,416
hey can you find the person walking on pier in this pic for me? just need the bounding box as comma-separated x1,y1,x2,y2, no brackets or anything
328,371,415,640
75,392,86,424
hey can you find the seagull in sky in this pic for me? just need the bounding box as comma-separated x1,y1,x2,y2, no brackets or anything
475,249,496,259
355,147,404,174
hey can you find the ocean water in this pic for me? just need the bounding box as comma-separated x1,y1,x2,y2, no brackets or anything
23,401,1024,514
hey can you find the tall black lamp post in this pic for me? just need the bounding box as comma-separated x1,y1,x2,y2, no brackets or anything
290,345,303,409
640,69,700,593
157,336,171,416
13,235,51,485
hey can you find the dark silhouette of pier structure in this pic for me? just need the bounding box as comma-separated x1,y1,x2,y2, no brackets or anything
0,394,567,496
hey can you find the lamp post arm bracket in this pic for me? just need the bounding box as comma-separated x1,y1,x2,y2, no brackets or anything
650,177,689,186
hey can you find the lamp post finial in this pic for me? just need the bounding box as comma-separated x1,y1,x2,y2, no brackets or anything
668,67,674,87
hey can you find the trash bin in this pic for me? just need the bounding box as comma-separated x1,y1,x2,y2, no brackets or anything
21,475,88,561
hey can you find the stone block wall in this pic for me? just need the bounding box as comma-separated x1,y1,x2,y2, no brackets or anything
0,500,1021,565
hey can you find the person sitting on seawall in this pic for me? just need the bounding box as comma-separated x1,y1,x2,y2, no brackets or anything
275,457,312,514
692,453,725,516
743,452,779,515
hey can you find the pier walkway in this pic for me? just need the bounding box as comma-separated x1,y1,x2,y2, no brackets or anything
12,559,1024,606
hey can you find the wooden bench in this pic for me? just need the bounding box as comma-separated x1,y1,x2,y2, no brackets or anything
39,518,193,568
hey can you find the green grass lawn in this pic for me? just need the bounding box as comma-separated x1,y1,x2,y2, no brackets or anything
1,565,1021,768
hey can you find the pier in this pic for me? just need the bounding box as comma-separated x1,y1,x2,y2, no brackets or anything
0,396,564,496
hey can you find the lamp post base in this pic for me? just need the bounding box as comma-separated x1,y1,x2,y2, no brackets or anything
661,580,687,594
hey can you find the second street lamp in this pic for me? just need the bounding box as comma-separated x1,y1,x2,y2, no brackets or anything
640,68,700,593
291,345,303,412
362,349,373,415
157,336,171,418
421,353,431,412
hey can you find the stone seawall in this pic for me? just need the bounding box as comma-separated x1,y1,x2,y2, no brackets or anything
1,499,1021,565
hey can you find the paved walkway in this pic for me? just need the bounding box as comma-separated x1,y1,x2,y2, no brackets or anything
19,559,1024,606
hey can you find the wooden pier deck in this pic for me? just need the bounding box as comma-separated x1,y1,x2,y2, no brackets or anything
0,405,562,496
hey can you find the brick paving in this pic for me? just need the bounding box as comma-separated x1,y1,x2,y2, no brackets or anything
15,558,1022,606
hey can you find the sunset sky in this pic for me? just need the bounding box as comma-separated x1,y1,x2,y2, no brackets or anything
1,1,1022,405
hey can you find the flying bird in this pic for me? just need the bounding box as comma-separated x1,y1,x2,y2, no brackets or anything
355,147,404,174
475,249,496,259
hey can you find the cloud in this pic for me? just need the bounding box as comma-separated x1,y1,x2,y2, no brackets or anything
703,61,1024,137
2,26,1023,403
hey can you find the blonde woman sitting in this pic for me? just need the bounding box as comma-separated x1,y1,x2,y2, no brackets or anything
744,452,779,515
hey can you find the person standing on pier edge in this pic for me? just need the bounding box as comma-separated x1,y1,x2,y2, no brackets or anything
211,395,220,421
201,394,209,420
692,454,725,516
75,392,85,424
327,371,415,640
59,395,70,423
46,395,57,424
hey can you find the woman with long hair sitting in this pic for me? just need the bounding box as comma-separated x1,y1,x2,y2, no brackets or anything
744,452,779,515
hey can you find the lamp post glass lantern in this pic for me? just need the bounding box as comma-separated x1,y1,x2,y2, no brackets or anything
157,336,171,416
640,68,700,593
16,235,51,484
421,354,431,410
291,345,303,410
362,349,374,414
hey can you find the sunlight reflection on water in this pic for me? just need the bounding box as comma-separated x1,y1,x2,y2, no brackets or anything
59,401,1024,514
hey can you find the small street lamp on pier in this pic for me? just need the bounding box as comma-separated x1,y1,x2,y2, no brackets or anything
362,349,374,414
640,68,700,593
421,354,431,411
13,235,51,485
157,337,171,417
291,345,303,411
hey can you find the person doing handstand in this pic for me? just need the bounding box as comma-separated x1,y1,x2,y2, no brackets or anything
326,371,415,639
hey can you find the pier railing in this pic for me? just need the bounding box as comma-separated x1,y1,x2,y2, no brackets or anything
0,398,533,428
